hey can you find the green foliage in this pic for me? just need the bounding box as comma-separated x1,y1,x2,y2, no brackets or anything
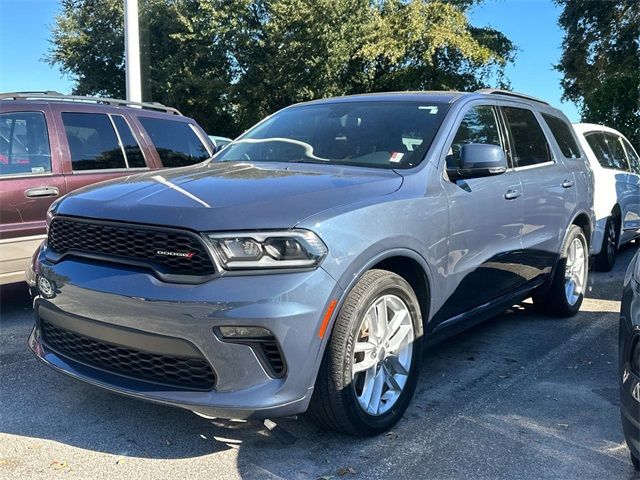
556,0,640,147
47,0,515,137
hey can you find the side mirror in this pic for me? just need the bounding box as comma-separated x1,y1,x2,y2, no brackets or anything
447,144,508,180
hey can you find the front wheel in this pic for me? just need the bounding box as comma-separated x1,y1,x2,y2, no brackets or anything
533,225,588,317
308,269,423,436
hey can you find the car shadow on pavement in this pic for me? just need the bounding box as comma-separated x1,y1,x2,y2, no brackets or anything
0,244,637,478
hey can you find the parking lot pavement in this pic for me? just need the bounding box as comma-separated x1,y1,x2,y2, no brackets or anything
1,246,639,480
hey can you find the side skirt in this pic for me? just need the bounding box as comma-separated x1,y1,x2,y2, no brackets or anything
424,278,546,348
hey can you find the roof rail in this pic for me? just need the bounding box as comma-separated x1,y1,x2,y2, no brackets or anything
0,91,182,115
475,89,550,106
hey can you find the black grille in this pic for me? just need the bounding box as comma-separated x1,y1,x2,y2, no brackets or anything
48,217,215,278
41,321,216,391
260,341,286,377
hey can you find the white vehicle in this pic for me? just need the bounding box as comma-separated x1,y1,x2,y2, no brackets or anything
573,123,640,271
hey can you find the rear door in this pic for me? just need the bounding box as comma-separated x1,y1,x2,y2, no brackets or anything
501,105,576,276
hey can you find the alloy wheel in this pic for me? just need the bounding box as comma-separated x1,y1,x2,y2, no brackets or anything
564,237,586,306
351,294,415,416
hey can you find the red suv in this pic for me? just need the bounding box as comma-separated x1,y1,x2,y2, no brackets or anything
0,91,214,285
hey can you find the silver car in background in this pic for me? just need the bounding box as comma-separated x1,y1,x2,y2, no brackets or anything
573,123,640,271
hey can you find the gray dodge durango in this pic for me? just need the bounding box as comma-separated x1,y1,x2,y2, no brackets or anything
28,90,595,436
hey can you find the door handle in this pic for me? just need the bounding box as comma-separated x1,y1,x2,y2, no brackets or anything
504,189,522,200
25,186,59,198
561,179,575,188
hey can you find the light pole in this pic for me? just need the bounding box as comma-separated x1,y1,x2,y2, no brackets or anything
124,0,142,102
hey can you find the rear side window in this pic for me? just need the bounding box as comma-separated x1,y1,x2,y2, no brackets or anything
541,113,581,158
62,112,127,170
446,105,502,169
139,117,210,167
111,115,146,168
620,137,640,174
603,133,630,171
586,132,629,171
0,111,51,176
502,107,551,167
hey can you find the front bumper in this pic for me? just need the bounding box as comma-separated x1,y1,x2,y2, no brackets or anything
620,271,640,459
28,248,343,419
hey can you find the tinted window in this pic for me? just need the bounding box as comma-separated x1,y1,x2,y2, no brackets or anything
585,132,611,168
139,117,210,167
62,112,126,170
0,111,51,176
216,101,450,169
446,105,501,169
621,137,640,174
503,107,551,167
603,133,630,171
541,113,581,158
112,116,146,168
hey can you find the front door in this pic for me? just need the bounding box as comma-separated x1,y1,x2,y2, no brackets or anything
434,104,525,325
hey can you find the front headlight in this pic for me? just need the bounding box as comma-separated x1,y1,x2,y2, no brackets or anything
206,230,327,270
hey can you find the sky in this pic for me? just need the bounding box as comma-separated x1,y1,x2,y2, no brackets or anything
0,0,580,121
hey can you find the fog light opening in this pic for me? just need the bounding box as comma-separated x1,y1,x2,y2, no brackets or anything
215,326,286,378
217,326,273,340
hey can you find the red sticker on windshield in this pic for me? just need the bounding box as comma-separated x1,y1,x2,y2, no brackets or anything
390,152,404,163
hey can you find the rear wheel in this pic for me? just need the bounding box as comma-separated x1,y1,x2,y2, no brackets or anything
533,225,588,317
308,269,423,436
595,215,619,272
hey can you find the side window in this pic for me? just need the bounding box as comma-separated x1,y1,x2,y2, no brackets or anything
502,107,551,167
0,111,52,176
585,132,613,168
138,117,210,167
446,105,502,169
111,116,146,168
620,137,640,174
603,132,630,171
541,113,581,159
62,112,127,171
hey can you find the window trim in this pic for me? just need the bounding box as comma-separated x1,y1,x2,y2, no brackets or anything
108,114,130,169
111,114,149,169
0,110,54,179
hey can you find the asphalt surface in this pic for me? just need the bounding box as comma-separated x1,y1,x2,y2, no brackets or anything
1,245,639,480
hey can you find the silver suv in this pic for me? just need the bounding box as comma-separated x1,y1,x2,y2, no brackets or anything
28,90,594,436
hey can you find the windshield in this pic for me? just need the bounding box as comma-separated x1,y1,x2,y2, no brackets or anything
215,101,450,169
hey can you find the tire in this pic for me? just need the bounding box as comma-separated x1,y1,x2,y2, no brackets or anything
533,225,588,317
308,269,423,436
594,215,619,272
632,451,640,471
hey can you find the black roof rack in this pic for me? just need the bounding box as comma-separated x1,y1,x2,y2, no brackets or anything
475,89,550,106
0,91,182,115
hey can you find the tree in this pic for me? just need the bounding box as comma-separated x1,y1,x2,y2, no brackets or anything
556,0,640,148
47,0,515,137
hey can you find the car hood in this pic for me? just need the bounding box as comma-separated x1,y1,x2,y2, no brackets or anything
56,161,403,231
